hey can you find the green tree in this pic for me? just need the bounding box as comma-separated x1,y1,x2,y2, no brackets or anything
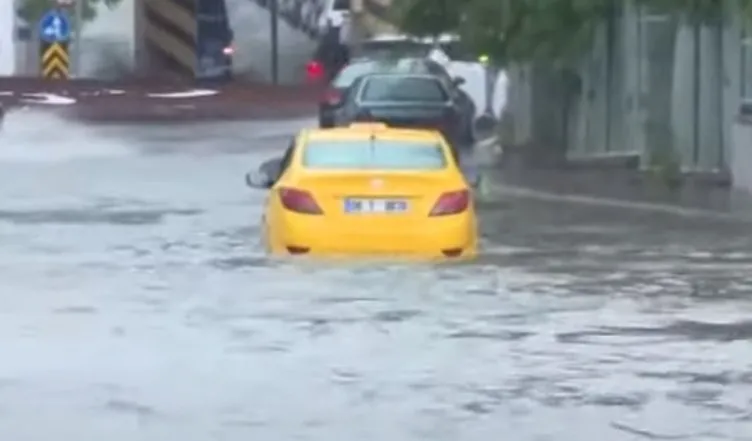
17,0,122,26
393,0,748,65
391,0,469,37
394,0,609,65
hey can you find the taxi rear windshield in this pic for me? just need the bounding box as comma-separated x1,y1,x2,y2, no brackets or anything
302,140,447,169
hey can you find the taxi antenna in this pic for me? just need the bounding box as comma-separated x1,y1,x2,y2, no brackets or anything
369,133,376,158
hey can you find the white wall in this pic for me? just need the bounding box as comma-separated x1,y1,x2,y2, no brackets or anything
78,0,135,78
731,120,752,192
0,0,15,75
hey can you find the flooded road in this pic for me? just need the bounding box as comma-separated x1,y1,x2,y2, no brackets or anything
0,111,750,441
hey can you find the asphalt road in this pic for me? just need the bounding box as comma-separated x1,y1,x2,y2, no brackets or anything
1,110,751,441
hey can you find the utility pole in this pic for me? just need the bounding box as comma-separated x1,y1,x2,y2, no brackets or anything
270,0,279,84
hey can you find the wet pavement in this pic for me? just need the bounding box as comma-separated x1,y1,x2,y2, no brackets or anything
0,110,751,441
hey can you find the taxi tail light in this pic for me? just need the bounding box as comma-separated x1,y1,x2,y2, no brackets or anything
429,189,469,216
279,187,323,214
322,88,342,106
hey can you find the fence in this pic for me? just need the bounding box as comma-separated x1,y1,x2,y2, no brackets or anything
506,0,747,174
741,18,752,105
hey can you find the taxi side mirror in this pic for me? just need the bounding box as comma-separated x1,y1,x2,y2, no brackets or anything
452,76,466,86
245,170,273,189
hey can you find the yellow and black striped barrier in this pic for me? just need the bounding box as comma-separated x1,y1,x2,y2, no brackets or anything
40,41,70,79
143,0,197,79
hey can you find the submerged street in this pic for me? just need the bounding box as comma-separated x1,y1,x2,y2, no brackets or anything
0,110,750,440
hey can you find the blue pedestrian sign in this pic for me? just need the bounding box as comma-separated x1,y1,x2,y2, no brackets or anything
38,10,71,43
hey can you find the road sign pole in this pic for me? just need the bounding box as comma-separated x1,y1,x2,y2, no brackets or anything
40,41,70,79
38,7,72,79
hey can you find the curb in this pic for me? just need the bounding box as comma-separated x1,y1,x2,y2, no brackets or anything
485,184,752,222
473,137,752,222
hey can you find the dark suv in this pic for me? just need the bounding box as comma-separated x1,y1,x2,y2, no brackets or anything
318,57,476,144
335,73,475,158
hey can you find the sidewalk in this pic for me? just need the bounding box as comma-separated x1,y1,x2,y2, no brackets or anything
474,140,752,222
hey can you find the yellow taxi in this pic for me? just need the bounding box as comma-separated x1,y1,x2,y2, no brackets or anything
246,123,478,260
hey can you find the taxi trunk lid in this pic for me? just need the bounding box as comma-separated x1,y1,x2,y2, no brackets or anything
296,172,454,221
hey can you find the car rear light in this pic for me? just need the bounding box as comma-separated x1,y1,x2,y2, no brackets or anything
306,60,324,82
322,88,342,105
278,187,323,214
429,189,469,216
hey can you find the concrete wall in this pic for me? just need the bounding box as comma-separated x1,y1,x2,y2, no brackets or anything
504,0,742,175
731,119,752,192
78,0,136,78
0,0,14,75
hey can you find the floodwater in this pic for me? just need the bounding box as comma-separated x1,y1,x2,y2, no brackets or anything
0,110,751,441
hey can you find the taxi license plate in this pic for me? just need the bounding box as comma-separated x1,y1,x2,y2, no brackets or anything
344,198,408,213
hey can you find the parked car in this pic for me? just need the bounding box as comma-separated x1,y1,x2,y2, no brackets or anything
318,58,476,143
195,1,234,81
310,24,351,83
354,34,507,120
333,73,476,157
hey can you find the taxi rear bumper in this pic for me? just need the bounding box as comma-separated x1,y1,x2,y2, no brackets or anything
268,212,478,259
